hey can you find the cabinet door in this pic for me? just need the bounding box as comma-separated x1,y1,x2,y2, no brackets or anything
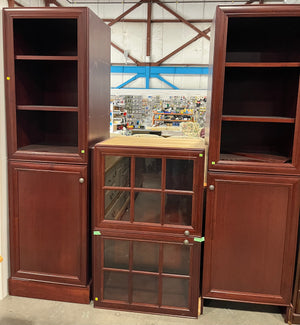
202,172,300,305
93,230,201,317
93,149,204,235
9,161,88,286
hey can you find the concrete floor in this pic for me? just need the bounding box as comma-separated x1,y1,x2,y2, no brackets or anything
0,296,287,325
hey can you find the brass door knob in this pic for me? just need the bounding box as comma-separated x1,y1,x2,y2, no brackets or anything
183,239,189,245
209,185,215,191
79,178,85,184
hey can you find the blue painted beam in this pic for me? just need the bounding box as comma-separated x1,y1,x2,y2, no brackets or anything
111,65,209,75
153,74,178,89
111,65,209,89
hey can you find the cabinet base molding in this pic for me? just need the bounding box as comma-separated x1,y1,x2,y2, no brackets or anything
285,305,300,324
9,278,91,304
289,314,300,324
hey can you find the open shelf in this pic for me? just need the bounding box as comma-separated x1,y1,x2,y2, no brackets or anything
13,19,77,56
226,16,300,62
225,62,300,68
222,67,299,118
15,55,78,61
17,105,78,112
16,110,78,153
15,60,78,107
222,115,295,123
220,121,294,163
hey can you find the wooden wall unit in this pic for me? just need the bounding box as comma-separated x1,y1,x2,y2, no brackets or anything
203,4,300,314
3,8,110,303
92,137,206,317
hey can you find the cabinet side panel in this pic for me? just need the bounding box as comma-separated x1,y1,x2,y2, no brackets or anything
206,7,227,163
87,10,110,146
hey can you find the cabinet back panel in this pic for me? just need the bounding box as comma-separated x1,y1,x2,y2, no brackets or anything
15,60,78,106
14,19,77,56
220,121,294,159
226,17,300,62
17,110,78,149
223,68,299,117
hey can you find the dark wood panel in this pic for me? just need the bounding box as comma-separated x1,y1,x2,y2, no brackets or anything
87,9,110,147
9,278,90,304
202,172,300,305
9,161,88,285
226,16,300,62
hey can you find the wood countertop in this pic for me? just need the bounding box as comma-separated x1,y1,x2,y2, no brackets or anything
96,136,207,150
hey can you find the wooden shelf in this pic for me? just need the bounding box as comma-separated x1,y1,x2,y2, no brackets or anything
15,55,78,61
225,62,300,67
222,115,295,123
17,105,78,112
220,152,291,163
18,144,78,154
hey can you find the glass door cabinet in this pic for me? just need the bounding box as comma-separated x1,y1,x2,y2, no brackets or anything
92,138,205,316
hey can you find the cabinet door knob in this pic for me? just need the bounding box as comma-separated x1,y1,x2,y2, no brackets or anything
209,185,215,191
183,239,189,246
79,178,85,184
184,230,190,236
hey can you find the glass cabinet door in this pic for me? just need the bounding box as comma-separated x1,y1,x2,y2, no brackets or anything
93,235,200,317
99,152,203,233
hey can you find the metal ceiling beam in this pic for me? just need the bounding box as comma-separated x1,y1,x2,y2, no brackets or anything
103,19,213,23
153,0,210,40
153,27,210,66
146,1,152,57
108,0,145,27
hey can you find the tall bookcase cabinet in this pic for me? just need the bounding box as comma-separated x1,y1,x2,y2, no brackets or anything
203,5,300,309
3,8,110,303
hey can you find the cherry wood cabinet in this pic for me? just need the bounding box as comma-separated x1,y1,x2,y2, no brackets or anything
206,5,300,176
3,8,110,164
92,137,206,316
203,172,300,306
203,5,300,311
3,8,110,303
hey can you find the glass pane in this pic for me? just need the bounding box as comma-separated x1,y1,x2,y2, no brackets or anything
134,192,161,223
162,277,189,308
166,159,194,191
135,158,162,189
104,190,130,221
104,239,129,270
133,241,159,272
132,274,159,305
165,194,192,226
163,243,190,275
103,271,128,302
105,156,131,187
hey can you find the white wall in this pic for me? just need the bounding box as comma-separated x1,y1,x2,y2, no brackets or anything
0,0,9,300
